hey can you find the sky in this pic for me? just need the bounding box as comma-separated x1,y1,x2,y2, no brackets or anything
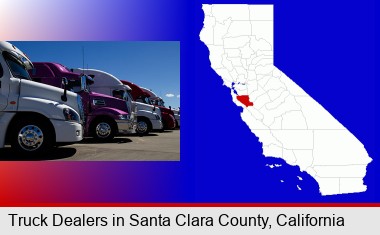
10,41,180,108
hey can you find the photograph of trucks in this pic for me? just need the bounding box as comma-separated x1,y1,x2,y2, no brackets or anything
30,63,137,140
0,41,180,161
122,80,176,131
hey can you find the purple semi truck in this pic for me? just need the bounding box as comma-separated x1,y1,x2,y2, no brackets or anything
29,62,137,140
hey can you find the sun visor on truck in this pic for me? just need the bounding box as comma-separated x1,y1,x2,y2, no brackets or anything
7,51,34,70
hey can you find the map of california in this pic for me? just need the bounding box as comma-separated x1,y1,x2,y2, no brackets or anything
200,4,372,195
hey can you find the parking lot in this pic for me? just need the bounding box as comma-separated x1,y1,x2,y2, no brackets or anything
0,130,180,161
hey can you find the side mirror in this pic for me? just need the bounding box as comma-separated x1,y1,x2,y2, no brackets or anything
80,75,87,91
153,106,156,112
61,77,68,102
169,106,172,110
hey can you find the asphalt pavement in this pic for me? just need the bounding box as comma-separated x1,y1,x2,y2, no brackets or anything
0,130,180,161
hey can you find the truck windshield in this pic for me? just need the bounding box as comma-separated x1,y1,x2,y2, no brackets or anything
112,90,124,100
144,97,152,105
3,52,31,80
152,99,165,107
158,99,165,107
126,91,134,101
69,76,90,93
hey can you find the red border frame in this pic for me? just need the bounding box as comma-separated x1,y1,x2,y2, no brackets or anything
1,203,379,207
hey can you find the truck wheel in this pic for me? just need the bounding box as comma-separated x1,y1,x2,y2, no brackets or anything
11,118,53,154
136,118,151,136
92,119,115,141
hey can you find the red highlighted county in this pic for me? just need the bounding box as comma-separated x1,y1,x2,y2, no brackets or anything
236,95,253,107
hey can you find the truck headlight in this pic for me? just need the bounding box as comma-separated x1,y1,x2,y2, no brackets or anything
118,114,130,120
63,108,80,123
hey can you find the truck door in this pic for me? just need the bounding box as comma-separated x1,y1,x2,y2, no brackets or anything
0,62,8,110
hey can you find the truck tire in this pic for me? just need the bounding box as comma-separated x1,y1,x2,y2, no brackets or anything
92,119,116,141
10,118,53,155
136,117,151,136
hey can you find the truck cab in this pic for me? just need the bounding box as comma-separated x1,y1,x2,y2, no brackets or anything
141,87,179,129
0,42,83,154
71,68,163,135
120,80,164,135
29,63,136,140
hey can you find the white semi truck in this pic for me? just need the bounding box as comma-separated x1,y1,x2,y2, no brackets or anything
0,41,83,154
71,68,163,135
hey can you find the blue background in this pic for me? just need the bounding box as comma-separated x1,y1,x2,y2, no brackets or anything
0,0,378,203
